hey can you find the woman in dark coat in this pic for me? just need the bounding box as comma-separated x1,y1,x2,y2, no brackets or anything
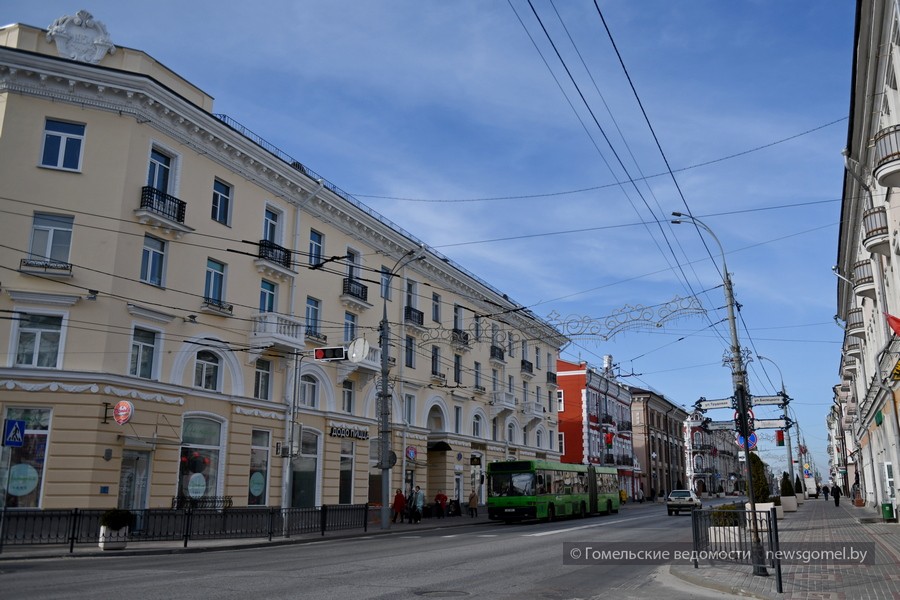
833,484,842,507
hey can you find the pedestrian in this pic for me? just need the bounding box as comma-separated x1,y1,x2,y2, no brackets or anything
391,488,406,524
434,490,448,519
822,484,830,501
411,485,424,523
638,487,644,503
468,489,479,518
833,484,842,507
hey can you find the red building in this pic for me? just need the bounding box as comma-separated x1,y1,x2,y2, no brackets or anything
556,357,639,499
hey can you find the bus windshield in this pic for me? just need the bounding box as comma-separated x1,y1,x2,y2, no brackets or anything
488,471,535,497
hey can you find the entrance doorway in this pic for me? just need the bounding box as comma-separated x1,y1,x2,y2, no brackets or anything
118,450,150,530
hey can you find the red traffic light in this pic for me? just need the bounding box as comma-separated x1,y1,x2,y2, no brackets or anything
314,347,346,361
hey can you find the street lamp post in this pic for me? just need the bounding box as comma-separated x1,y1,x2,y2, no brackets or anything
757,354,797,492
378,248,422,530
672,212,766,576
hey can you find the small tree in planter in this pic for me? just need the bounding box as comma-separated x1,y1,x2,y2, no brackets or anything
780,472,798,512
99,509,133,550
794,475,806,504
708,504,743,544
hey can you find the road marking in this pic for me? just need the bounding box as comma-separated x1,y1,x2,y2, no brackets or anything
524,516,646,537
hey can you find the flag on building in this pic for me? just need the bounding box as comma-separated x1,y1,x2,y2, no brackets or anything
886,312,900,336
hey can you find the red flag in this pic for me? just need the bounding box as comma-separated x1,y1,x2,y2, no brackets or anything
887,313,900,336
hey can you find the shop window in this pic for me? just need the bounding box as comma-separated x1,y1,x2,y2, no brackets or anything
248,430,270,506
178,416,223,501
2,407,51,508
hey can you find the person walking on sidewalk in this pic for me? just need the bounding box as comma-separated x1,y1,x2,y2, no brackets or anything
468,489,479,517
411,486,424,523
833,484,842,507
822,484,830,501
391,489,406,523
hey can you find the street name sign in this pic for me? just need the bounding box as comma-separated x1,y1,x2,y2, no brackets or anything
706,420,736,431
751,395,784,406
755,419,787,429
698,398,733,410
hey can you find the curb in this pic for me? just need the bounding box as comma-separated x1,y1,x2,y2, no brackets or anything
668,564,778,599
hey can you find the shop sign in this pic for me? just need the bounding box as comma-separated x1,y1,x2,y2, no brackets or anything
329,425,369,440
113,400,134,425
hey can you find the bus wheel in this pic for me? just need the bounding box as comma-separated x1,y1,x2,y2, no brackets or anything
548,505,556,522
580,502,587,519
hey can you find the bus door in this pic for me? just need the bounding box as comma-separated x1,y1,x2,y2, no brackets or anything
587,466,598,513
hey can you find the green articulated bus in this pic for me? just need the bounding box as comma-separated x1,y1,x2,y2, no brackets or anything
486,460,620,522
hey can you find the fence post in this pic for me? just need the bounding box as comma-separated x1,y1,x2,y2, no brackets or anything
691,508,700,568
268,507,275,542
183,508,192,548
364,503,368,532
69,507,80,554
320,505,328,536
770,507,782,593
0,505,6,555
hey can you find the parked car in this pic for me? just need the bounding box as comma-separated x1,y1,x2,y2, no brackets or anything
666,490,702,515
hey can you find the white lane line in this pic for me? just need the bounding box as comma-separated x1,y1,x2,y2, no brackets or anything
524,516,646,537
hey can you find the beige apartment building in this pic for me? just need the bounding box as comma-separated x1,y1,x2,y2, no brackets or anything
0,12,566,511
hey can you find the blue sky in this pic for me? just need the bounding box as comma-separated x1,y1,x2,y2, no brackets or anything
9,2,855,479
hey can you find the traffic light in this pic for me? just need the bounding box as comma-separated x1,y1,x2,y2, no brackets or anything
314,346,346,361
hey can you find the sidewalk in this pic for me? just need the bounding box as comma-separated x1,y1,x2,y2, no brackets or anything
669,497,900,599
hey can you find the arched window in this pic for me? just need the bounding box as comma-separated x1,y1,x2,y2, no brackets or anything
693,431,702,446
178,416,223,500
472,414,483,438
194,350,220,391
506,422,515,443
536,429,543,448
300,374,318,408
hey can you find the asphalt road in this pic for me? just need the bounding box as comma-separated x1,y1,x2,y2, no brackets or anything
2,500,744,599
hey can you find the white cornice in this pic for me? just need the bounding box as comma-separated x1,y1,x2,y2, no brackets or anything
127,303,176,324
7,289,81,306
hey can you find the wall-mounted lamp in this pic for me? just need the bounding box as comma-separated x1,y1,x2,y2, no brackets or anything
832,265,853,285
102,448,113,461
184,314,197,323
86,289,98,301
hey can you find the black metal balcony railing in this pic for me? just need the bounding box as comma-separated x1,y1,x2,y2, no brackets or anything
490,345,505,361
342,278,368,302
404,306,424,327
546,372,557,385
203,296,233,314
601,414,615,425
604,453,615,464
258,239,292,269
306,328,327,343
19,257,73,274
619,420,633,432
520,359,534,374
451,328,470,345
140,186,186,224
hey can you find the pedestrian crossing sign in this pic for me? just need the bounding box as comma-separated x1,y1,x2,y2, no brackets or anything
3,419,25,447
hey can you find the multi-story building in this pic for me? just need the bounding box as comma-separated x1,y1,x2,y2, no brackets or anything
835,0,900,513
684,412,743,496
0,12,566,511
630,387,688,499
556,357,638,499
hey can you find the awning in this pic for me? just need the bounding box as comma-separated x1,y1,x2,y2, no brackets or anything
427,441,452,452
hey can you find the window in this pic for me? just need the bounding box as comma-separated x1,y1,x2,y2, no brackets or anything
536,386,542,407
557,390,565,412
535,347,541,370
342,380,354,413
508,375,514,394
536,429,543,448
130,327,157,379
178,416,222,501
492,417,498,441
406,280,418,308
344,312,357,342
140,235,165,286
432,293,441,322
147,148,172,192
211,179,231,225
558,432,565,455
294,430,320,508
405,336,416,368
254,359,271,400
194,350,220,391
41,119,84,171
431,346,441,376
248,430,270,505
454,406,462,434
346,249,359,280
259,280,276,313
300,374,318,408
309,230,323,266
522,382,529,405
492,368,499,391
474,316,482,341
29,214,73,264
453,305,463,330
472,414,483,438
474,362,482,389
404,393,415,425
15,313,63,368
263,207,280,243
339,439,354,504
454,354,462,384
507,423,515,443
306,297,321,337
380,266,392,300
2,407,51,508
204,259,226,305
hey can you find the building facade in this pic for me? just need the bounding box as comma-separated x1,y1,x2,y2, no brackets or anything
684,412,743,496
835,0,900,513
556,357,638,499
0,13,567,511
629,387,688,499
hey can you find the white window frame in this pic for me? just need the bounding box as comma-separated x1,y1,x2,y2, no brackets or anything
405,335,416,368
472,414,483,438
205,259,226,304
130,326,160,380
344,312,357,343
29,213,74,264
300,374,319,409
194,350,221,391
259,280,276,313
248,429,270,505
140,235,166,287
11,310,67,369
254,359,271,400
453,304,463,330
211,179,232,225
557,390,565,412
432,293,441,322
380,266,392,300
404,393,415,425
147,145,176,193
342,380,354,413
263,205,282,244
309,230,323,266
40,119,85,171
346,249,360,280
306,297,321,337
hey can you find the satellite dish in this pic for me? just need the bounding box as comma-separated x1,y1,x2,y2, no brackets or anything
347,338,370,363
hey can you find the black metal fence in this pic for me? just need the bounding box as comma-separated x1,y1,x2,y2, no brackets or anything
0,504,369,554
691,505,783,593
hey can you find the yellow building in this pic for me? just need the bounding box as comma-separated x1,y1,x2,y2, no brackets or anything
0,12,566,511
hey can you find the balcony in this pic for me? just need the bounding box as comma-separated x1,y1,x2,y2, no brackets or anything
135,186,193,238
604,453,615,465
341,278,372,312
846,400,858,415
846,308,865,339
305,329,327,345
19,257,73,278
852,260,876,300
522,401,544,424
404,306,424,329
254,240,294,280
618,420,633,432
520,359,534,379
431,371,446,384
474,385,486,395
337,344,386,381
489,345,505,363
201,296,233,316
863,206,890,256
451,328,471,350
251,312,304,351
546,371,557,386
490,390,516,418
844,341,861,358
601,414,615,426
873,124,900,189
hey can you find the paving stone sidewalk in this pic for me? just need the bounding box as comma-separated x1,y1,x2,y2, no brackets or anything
669,497,900,599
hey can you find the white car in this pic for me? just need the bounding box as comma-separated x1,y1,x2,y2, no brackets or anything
666,490,702,515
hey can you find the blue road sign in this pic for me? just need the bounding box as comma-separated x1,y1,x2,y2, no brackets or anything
735,432,758,450
3,419,26,447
